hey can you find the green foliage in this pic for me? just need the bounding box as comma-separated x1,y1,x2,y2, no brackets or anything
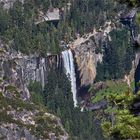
96,1,140,139
102,108,140,139
69,0,118,34
28,81,42,94
23,71,104,139
5,85,17,92
0,0,128,56
0,5,11,35
96,29,134,81
0,0,63,54
101,88,140,139
43,69,105,140
92,81,131,103
136,12,140,24
91,81,140,139
28,81,44,105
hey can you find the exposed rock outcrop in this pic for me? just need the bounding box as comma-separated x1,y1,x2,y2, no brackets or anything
71,21,116,86
0,42,68,140
0,0,22,9
0,41,62,89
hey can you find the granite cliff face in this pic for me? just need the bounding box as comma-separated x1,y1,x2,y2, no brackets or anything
0,42,68,140
71,21,116,86
0,41,62,89
15,54,62,89
0,43,30,100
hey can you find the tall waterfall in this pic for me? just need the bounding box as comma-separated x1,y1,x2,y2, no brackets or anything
62,49,78,107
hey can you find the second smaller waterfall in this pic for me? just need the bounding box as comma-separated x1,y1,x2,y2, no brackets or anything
62,49,78,107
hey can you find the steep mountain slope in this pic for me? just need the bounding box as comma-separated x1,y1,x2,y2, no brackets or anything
0,43,68,140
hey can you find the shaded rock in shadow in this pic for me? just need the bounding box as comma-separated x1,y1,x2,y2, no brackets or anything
130,96,140,115
86,99,107,111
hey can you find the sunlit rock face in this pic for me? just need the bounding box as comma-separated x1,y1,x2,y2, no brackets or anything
72,32,104,86
71,21,115,86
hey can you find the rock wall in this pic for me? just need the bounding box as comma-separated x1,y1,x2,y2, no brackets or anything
71,21,115,86
0,42,62,90
0,44,30,100
0,41,68,140
16,54,62,88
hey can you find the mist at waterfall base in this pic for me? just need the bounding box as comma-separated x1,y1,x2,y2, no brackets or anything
62,49,78,107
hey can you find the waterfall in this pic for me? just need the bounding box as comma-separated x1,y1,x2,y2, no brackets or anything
62,49,78,107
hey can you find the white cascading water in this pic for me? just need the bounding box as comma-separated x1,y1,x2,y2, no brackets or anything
62,49,78,107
